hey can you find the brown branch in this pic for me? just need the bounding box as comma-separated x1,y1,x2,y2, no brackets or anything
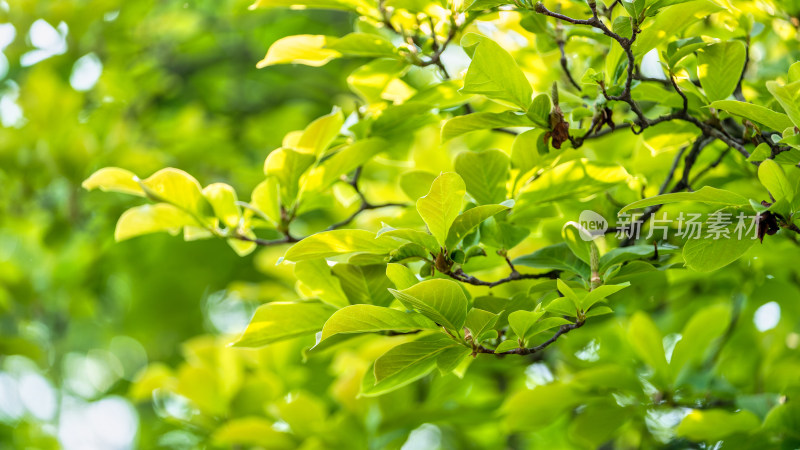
474,319,585,355
554,20,581,90
445,267,560,288
233,166,408,247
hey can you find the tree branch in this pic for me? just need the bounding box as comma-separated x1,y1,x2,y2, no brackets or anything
445,267,560,288
474,319,585,355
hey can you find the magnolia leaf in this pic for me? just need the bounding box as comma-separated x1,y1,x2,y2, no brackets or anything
460,33,532,109
320,304,437,341
138,168,210,217
363,335,458,396
115,203,199,242
442,111,534,141
766,79,800,128
709,100,794,132
294,260,349,307
454,149,510,205
758,159,794,203
619,186,749,213
234,301,336,347
203,183,240,228
389,279,468,332
257,35,341,68
283,229,401,261
697,41,746,102
294,108,344,155
445,203,510,249
82,167,145,197
416,172,466,249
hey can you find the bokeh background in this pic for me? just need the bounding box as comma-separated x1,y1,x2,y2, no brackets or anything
0,0,358,447
4,0,800,449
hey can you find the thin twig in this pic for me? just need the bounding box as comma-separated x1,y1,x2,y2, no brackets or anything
445,267,560,288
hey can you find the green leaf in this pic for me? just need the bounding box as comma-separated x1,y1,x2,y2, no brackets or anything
211,418,294,449
562,222,591,264
454,149,510,205
416,172,466,249
585,306,614,318
363,335,458,396
513,243,590,278
683,231,756,272
82,167,145,197
294,260,349,308
527,317,571,337
441,111,534,141
347,58,409,104
670,304,730,378
377,225,440,254
628,311,670,386
436,346,471,374
676,410,760,442
580,283,630,310
400,171,437,200
517,159,628,205
621,0,645,21
389,243,428,262
303,138,386,191
619,186,749,213
460,33,532,109
479,216,530,250
203,183,240,228
709,100,794,132
249,178,282,227
294,108,344,155
747,143,772,163
599,245,678,271
114,204,199,242
511,129,548,177
697,40,746,102
789,61,800,83
507,309,545,342
138,168,210,217
388,279,469,332
445,203,510,249
465,308,499,339
320,305,437,341
766,79,800,128
331,263,394,306
504,383,579,431
525,93,551,128
632,0,722,56
758,159,794,203
257,35,340,68
556,279,581,309
494,339,521,353
326,32,398,58
385,263,419,290
283,229,401,261
264,147,316,205
234,301,336,347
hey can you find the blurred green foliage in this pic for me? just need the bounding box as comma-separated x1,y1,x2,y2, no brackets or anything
5,0,800,449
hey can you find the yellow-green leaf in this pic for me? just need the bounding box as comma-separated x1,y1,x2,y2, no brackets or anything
416,172,465,249
233,301,336,347
82,167,145,197
114,203,199,242
257,35,340,68
203,183,241,228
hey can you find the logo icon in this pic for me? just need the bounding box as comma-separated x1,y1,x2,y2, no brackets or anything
575,210,608,241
